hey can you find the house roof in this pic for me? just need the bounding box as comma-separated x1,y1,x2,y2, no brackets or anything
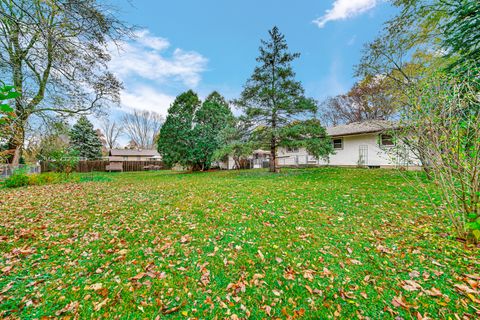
326,120,396,137
109,149,160,157
253,149,270,155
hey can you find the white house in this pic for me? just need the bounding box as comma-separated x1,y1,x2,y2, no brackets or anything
108,149,162,161
223,120,421,170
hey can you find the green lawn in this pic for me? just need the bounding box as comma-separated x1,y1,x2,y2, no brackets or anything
0,168,478,319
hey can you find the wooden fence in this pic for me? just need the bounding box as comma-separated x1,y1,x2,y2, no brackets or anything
41,160,164,173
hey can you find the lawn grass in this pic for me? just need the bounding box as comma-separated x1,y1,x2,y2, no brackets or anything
0,168,478,319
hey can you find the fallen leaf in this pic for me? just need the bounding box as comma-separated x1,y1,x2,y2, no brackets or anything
258,250,265,262
0,282,13,294
93,298,109,311
409,270,420,278
85,283,103,291
401,280,422,292
305,285,313,294
424,287,443,297
392,295,409,309
264,305,272,316
130,272,146,281
56,301,79,316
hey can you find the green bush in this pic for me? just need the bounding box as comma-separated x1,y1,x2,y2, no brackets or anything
28,172,77,186
4,170,29,188
48,148,79,174
3,171,80,188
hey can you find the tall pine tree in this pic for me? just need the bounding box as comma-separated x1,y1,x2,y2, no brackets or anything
236,27,332,172
69,116,103,160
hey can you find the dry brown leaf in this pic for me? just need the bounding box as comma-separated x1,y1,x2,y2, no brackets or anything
424,287,443,297
56,301,79,316
391,295,409,309
130,272,146,281
305,285,313,294
257,250,265,262
401,279,422,292
284,267,295,280
93,298,109,311
85,283,103,291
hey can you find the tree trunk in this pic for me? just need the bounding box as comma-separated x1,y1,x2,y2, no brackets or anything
8,117,26,166
269,138,279,173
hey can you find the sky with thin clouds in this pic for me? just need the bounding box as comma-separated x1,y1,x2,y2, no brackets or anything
101,0,396,144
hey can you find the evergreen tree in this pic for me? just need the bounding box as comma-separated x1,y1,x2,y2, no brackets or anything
236,26,332,172
69,116,103,160
158,91,234,170
157,90,200,168
191,92,234,170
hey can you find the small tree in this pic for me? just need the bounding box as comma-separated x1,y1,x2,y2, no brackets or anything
69,116,103,160
214,117,257,170
236,27,332,172
399,71,480,243
48,148,79,175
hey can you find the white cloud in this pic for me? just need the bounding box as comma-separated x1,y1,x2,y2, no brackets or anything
108,29,208,88
121,85,175,115
134,29,170,51
105,29,208,121
313,0,379,28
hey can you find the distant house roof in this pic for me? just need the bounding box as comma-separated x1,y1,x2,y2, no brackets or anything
253,149,270,155
326,120,396,137
109,149,160,157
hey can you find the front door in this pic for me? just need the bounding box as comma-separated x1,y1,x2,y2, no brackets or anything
359,145,368,167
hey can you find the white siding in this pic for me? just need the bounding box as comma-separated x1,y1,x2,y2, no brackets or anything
326,134,391,166
277,133,421,168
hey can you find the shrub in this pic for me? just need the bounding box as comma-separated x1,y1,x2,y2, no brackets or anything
399,72,480,244
27,172,78,186
4,169,29,188
48,148,79,174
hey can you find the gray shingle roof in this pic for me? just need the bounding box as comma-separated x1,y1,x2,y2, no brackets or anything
109,149,160,157
326,120,396,137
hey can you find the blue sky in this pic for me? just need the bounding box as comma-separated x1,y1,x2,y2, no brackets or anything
107,0,397,118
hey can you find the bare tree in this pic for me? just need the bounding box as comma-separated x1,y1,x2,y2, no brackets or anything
0,0,132,165
122,109,163,149
320,75,397,126
100,118,122,149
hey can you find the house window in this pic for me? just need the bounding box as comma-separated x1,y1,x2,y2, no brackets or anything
332,138,343,150
380,134,395,146
286,147,299,153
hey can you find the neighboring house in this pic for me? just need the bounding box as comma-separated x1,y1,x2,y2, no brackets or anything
222,120,421,170
108,149,162,161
